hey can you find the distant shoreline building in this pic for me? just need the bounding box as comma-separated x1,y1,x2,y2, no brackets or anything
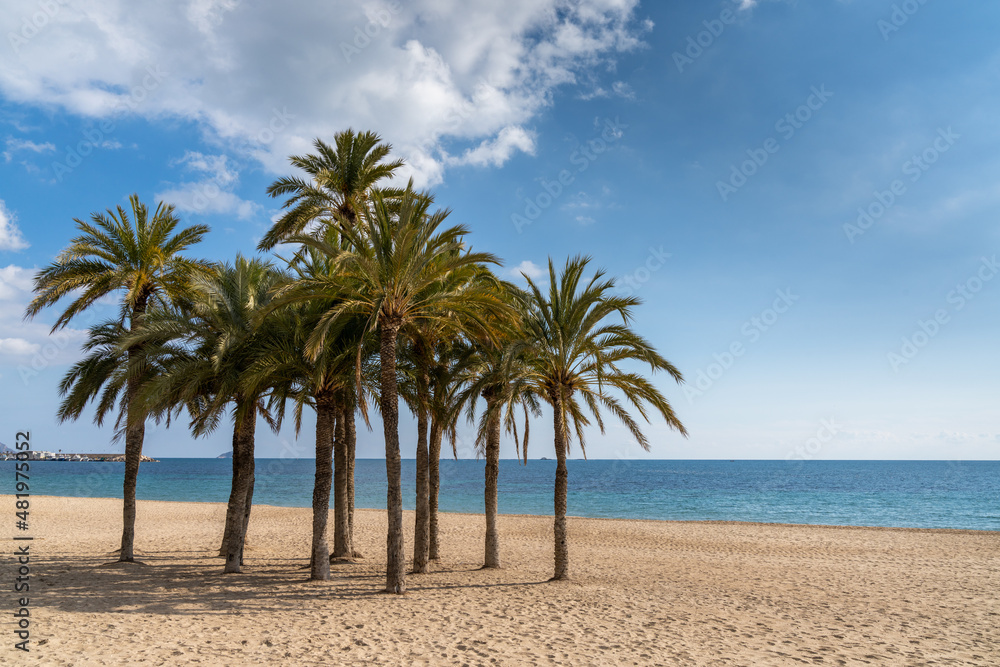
0,450,158,462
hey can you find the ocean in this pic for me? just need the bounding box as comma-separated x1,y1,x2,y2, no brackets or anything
3,458,998,531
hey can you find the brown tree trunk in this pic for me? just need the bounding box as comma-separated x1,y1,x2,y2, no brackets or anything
120,299,149,563
219,426,240,555
310,394,336,580
412,355,430,573
223,404,257,574
119,367,145,562
428,416,442,561
551,390,569,581
483,395,501,569
333,402,351,559
239,465,254,567
346,406,359,558
380,323,405,594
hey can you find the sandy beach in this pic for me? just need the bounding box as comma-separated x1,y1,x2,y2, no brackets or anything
4,495,998,666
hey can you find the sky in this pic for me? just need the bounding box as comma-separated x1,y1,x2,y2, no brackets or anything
0,0,997,461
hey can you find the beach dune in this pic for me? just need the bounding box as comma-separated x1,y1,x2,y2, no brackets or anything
7,495,999,665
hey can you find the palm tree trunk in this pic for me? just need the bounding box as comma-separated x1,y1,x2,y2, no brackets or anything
551,390,569,581
120,298,149,563
412,359,430,573
379,323,405,594
483,395,501,569
223,404,257,574
428,416,442,561
239,465,254,566
311,395,335,580
346,406,358,558
221,415,257,564
333,402,351,559
119,368,145,562
219,426,240,555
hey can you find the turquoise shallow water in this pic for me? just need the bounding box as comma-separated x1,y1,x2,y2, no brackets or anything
2,458,997,531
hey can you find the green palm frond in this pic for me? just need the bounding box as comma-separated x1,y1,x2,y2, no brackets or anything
520,255,688,457
119,255,291,438
26,194,212,332
260,130,405,251
26,195,212,443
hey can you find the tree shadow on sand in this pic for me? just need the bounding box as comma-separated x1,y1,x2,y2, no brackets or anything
35,551,553,617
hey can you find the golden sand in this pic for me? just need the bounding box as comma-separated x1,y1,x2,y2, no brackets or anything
5,495,998,665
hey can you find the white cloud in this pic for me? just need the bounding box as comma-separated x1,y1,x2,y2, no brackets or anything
0,1,646,186
156,185,258,219
0,264,89,371
509,259,544,280
186,0,241,36
0,337,40,356
448,125,536,167
0,264,34,299
612,81,635,100
0,200,29,251
172,151,238,186
3,137,56,162
578,80,636,101
840,429,908,443
156,151,257,219
932,430,998,444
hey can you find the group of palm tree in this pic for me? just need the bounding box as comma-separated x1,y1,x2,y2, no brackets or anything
25,129,687,594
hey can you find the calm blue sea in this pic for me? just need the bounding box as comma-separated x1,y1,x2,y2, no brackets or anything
2,458,998,531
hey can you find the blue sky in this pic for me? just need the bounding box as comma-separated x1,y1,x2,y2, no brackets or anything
0,0,997,460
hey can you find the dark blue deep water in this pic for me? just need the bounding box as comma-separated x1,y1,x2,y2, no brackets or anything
3,459,998,531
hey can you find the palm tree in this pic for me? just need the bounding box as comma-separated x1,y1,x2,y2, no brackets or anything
249,299,335,578
261,129,402,570
520,256,688,580
255,254,376,580
24,195,210,562
461,287,539,569
276,184,508,593
399,293,478,573
259,129,404,251
400,257,513,574
425,340,469,561
396,332,435,573
128,256,286,573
